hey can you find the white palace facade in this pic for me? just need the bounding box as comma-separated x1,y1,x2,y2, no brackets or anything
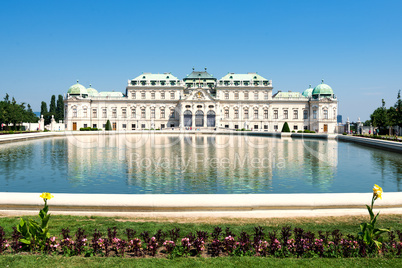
64,69,338,133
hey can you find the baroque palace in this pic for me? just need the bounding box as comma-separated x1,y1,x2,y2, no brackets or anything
64,69,338,133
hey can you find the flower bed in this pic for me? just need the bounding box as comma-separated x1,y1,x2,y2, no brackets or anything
3,186,398,259
352,134,402,142
1,225,402,258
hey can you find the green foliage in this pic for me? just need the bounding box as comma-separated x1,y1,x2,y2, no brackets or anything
80,127,99,131
105,120,112,131
0,94,38,130
358,195,390,249
281,122,290,132
56,95,64,122
370,92,402,134
17,200,51,251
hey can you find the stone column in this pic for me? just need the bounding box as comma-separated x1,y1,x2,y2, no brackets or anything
39,115,45,131
357,117,362,134
51,115,56,131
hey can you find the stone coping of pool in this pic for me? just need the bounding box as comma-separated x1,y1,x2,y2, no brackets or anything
0,192,401,218
0,130,337,144
338,135,402,152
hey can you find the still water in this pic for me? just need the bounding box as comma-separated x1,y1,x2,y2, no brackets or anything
0,134,401,194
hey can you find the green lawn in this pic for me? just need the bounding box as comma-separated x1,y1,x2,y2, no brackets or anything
1,255,402,268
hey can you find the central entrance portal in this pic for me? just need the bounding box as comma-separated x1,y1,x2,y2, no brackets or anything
184,110,192,127
207,110,215,127
195,110,204,127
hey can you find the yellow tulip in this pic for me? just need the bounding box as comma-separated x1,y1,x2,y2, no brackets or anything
373,184,383,200
40,192,54,201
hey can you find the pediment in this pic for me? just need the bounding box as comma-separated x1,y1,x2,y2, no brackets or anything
184,88,215,101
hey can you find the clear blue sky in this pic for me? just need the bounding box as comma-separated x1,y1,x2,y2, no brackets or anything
0,0,401,121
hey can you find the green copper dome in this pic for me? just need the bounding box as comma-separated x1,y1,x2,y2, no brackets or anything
312,80,333,96
68,80,88,95
87,84,98,96
302,84,313,97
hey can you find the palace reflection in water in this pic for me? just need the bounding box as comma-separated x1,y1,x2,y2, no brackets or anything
0,134,401,194
64,134,338,194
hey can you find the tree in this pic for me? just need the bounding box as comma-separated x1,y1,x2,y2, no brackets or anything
55,95,64,122
395,90,402,129
105,120,112,131
281,122,290,132
40,101,51,125
370,99,388,135
49,95,56,116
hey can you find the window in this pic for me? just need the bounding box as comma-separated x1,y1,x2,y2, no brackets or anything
170,108,175,118
92,109,97,118
264,125,268,130
122,108,127,118
132,92,136,99
131,108,136,118
132,124,136,129
324,109,328,119
244,92,249,100
112,108,117,118
313,110,317,119
102,108,107,118
254,125,258,129
103,124,106,128
83,108,87,118
264,92,268,100
122,124,127,129
254,109,258,119
83,124,87,128
170,92,175,99
274,110,278,119
225,109,229,119
93,124,97,128
333,109,336,119
284,110,288,119
73,107,77,118
161,92,165,99
141,124,145,129
197,105,202,108
151,108,155,118
274,125,278,130
234,109,239,119
235,125,239,129
303,110,308,119
141,108,146,118
151,92,155,99
160,108,165,119
208,105,214,108
235,92,239,99
294,125,298,130
112,122,116,130
225,92,229,99
254,92,258,100
141,92,146,99
264,110,268,119
225,125,229,128
293,110,298,119
244,109,249,119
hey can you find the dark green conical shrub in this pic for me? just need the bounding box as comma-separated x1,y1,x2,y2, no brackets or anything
105,120,112,131
281,122,290,132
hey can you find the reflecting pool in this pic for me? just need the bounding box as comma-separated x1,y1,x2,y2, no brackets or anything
0,134,401,194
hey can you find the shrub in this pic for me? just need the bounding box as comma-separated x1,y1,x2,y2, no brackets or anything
292,130,295,133
281,122,290,132
80,127,99,131
105,120,112,131
297,130,303,133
